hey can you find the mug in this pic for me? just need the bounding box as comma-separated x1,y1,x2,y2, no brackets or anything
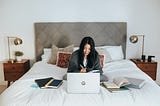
148,56,155,62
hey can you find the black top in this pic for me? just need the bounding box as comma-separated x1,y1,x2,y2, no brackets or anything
67,50,103,75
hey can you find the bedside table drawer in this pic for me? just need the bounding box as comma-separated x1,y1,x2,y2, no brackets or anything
144,71,156,80
3,59,30,87
131,59,157,80
4,72,25,81
137,64,157,72
4,65,24,73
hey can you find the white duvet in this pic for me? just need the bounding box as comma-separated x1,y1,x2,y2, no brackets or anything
0,60,160,106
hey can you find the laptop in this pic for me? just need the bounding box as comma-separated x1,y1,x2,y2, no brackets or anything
67,73,100,94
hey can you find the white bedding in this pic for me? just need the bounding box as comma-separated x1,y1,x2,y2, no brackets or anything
0,60,160,106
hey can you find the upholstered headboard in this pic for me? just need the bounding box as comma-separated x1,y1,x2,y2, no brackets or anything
35,22,127,61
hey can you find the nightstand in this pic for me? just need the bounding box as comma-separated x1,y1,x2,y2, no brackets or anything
131,59,157,80
3,59,30,87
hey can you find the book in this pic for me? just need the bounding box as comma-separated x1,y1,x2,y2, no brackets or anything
102,77,145,90
35,77,63,89
45,79,63,88
102,77,130,89
106,86,129,93
125,77,145,89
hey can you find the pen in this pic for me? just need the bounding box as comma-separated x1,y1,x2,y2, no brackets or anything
80,64,85,68
80,64,87,73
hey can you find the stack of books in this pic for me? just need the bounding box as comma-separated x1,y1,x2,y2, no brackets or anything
35,77,63,89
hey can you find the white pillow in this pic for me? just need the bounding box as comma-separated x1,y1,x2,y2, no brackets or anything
95,45,116,49
41,48,51,62
106,45,124,61
73,47,79,51
41,54,50,62
96,47,112,63
43,48,51,53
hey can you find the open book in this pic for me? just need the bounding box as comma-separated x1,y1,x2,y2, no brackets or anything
35,77,63,89
102,77,130,89
125,77,145,89
103,77,145,89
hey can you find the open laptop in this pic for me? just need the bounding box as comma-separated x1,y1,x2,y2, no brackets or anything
67,73,100,94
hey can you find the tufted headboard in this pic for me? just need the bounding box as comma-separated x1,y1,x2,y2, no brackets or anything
34,22,127,61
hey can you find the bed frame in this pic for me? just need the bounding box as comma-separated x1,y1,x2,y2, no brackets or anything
34,22,127,61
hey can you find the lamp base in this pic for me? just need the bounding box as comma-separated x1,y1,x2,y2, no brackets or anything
8,59,16,63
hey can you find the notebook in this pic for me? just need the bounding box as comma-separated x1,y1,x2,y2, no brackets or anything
67,73,100,93
35,77,63,89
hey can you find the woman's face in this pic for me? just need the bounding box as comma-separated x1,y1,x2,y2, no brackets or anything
83,43,91,58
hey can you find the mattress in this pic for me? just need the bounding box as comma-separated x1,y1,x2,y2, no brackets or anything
0,60,160,106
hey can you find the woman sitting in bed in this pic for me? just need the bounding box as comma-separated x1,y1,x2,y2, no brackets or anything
67,36,107,81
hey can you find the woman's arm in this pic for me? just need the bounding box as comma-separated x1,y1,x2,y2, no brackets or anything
86,54,103,75
67,50,80,73
93,54,103,75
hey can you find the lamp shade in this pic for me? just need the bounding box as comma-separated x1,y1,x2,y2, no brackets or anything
14,38,22,45
129,35,138,43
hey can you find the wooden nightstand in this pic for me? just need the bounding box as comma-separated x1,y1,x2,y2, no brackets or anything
131,59,157,80
3,59,30,87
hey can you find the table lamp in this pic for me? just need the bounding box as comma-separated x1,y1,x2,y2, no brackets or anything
7,36,23,63
129,35,145,61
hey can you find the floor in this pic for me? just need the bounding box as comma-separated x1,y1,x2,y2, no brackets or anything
0,85,7,94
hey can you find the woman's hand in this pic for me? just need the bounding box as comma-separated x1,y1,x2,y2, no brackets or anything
80,68,86,73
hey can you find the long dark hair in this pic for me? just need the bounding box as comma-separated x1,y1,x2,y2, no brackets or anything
78,36,98,68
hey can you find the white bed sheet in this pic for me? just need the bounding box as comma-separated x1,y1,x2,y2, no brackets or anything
0,60,160,106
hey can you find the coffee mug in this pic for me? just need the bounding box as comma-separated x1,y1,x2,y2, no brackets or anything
148,56,155,62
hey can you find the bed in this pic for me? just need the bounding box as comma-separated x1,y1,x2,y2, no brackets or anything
0,22,160,106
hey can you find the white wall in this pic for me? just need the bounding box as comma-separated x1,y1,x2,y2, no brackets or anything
0,0,160,85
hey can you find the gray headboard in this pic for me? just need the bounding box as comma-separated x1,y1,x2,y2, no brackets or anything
35,22,127,61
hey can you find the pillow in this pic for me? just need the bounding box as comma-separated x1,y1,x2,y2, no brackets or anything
95,45,115,50
96,47,112,63
43,48,51,54
41,54,50,62
41,48,51,62
99,54,104,68
48,44,74,64
56,52,72,68
73,47,79,51
106,45,124,61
